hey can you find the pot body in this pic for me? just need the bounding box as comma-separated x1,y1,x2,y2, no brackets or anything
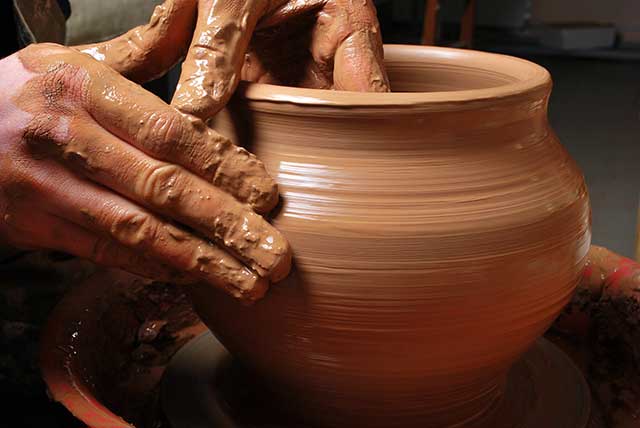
188,46,591,428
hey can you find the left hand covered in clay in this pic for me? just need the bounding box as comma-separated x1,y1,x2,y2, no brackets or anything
76,0,390,120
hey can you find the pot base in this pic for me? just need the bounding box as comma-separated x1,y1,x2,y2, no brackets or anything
162,332,595,428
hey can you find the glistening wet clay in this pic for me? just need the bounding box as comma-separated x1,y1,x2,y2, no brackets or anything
77,0,390,120
171,0,390,118
5,0,393,302
5,43,292,301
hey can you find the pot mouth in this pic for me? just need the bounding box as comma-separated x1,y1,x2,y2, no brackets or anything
239,44,550,109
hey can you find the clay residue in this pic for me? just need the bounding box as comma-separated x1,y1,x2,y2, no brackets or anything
550,246,640,428
172,0,389,118
20,44,280,213
170,0,260,119
211,138,280,212
7,43,289,302
75,0,390,119
206,206,291,281
41,271,205,428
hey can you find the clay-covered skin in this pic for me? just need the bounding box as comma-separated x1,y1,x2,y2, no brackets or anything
188,46,592,427
550,246,640,428
78,0,390,119
1,0,389,301
0,43,292,302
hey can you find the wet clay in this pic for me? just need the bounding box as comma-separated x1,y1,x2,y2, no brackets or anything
170,0,389,118
4,43,292,301
76,0,389,120
187,45,592,428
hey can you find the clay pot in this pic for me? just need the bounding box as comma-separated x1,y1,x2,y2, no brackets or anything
188,45,591,428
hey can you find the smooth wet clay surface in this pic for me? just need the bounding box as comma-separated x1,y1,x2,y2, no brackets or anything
188,45,592,428
163,332,594,428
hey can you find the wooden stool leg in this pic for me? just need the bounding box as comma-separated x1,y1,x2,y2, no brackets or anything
422,0,439,45
460,0,476,48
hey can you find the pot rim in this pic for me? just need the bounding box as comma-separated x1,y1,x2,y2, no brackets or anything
238,44,551,110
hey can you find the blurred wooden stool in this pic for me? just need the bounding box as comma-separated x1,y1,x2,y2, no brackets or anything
422,0,476,47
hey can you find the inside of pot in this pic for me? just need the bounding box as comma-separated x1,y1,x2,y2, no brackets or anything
386,61,520,93
239,46,548,105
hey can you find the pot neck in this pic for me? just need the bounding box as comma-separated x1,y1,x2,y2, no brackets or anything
222,82,551,154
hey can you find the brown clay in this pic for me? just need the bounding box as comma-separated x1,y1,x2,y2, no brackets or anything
188,45,592,428
76,0,389,119
1,43,292,302
171,0,389,118
550,246,640,428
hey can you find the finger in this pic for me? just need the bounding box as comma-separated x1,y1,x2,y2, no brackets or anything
74,0,197,83
22,158,268,301
312,0,390,92
171,0,272,119
27,115,291,281
4,207,182,282
52,51,279,212
333,27,389,92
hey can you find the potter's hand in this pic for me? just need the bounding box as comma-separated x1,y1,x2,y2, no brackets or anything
550,246,640,427
0,43,291,302
77,0,390,119
553,245,640,339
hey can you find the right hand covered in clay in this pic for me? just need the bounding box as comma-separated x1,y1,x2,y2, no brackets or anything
77,0,390,119
550,246,640,426
0,43,291,303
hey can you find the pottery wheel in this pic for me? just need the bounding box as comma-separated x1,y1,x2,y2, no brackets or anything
162,332,592,428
